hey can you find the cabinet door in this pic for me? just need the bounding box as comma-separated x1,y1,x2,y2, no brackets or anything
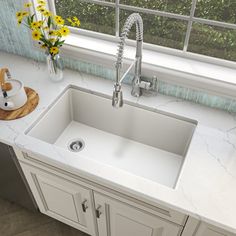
195,222,235,236
94,192,182,236
20,163,97,236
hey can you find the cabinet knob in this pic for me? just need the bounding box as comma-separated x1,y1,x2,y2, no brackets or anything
96,205,102,218
82,200,88,212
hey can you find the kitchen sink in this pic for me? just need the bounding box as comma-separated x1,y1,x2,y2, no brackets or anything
27,86,197,188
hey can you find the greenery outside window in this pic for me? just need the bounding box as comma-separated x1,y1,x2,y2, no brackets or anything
49,0,236,63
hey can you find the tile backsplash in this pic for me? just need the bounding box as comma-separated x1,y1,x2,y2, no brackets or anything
1,0,236,113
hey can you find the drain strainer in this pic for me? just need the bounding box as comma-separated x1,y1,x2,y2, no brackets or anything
68,139,85,152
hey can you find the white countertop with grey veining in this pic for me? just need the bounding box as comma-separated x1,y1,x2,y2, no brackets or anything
1,51,236,234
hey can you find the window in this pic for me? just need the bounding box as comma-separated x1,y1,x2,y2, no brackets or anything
51,0,236,62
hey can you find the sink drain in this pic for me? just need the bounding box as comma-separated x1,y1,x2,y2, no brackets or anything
68,139,85,152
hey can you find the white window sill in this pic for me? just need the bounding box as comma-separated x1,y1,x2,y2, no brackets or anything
61,33,236,98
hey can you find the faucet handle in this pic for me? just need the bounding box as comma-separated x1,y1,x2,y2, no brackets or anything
139,76,158,90
138,76,158,97
139,81,152,90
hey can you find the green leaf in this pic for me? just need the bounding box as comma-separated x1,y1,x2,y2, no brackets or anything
31,14,35,22
40,37,52,47
27,16,31,27
57,40,65,46
47,16,51,28
54,39,60,47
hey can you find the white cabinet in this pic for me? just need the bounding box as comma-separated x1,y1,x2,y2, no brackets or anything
20,163,97,236
14,150,236,236
18,152,236,236
20,162,183,236
94,192,182,236
194,222,235,236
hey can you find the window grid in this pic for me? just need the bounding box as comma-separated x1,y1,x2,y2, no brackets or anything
50,0,236,59
183,0,197,52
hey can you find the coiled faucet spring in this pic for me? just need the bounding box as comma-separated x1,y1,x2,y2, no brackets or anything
115,13,143,69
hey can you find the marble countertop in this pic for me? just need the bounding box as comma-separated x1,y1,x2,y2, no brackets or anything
1,52,236,234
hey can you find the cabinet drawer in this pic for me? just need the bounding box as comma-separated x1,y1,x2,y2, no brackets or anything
20,163,97,236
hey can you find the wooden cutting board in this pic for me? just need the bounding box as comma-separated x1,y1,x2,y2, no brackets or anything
0,87,39,120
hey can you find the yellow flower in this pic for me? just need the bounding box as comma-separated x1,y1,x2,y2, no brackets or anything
17,18,22,26
67,17,80,27
32,30,41,40
16,11,29,23
50,47,59,55
42,10,52,17
40,44,47,49
48,30,60,36
24,2,32,8
67,18,72,23
22,11,29,17
31,21,43,29
38,8,46,14
55,17,64,25
54,15,64,23
55,15,62,20
73,16,79,22
31,21,39,29
37,0,46,5
49,38,56,43
56,30,61,37
36,5,46,13
36,5,44,11
16,11,23,19
76,19,80,27
43,26,49,31
59,26,70,36
38,20,43,26
48,30,58,36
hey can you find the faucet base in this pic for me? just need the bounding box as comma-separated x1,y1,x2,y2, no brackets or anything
131,85,141,97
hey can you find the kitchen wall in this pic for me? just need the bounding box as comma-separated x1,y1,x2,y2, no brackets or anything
1,0,236,112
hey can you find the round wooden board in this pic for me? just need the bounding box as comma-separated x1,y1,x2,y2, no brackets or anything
0,87,39,120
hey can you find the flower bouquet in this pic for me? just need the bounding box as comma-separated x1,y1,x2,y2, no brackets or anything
16,0,80,81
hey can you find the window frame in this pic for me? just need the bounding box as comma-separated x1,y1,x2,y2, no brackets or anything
50,0,236,68
29,0,236,99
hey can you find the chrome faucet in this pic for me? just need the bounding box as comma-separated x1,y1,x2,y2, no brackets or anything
112,13,152,108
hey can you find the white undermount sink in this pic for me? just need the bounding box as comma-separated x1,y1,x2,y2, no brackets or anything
27,86,197,188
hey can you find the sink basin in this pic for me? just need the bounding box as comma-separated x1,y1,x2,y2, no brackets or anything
27,86,196,188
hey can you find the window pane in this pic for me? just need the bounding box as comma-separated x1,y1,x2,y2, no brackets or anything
120,10,187,50
55,0,115,35
188,23,236,61
195,0,236,24
120,0,192,15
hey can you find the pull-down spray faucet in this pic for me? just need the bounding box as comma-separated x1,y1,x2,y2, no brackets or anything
112,13,144,108
112,13,154,108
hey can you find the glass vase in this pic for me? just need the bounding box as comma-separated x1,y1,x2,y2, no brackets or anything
46,53,64,82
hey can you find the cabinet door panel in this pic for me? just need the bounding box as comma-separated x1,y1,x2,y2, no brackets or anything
94,192,182,236
195,223,235,236
37,174,84,223
20,163,96,236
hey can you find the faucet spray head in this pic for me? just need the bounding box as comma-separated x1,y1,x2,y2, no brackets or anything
112,83,123,108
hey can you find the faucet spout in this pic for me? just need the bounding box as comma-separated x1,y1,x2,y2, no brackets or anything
112,83,123,108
